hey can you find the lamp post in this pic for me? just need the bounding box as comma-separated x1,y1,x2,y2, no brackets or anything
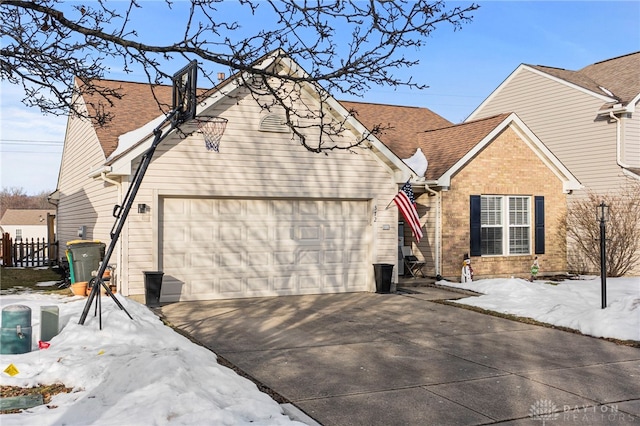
597,201,609,309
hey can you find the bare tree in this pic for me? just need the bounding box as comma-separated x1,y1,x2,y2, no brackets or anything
565,184,640,277
0,187,53,218
1,0,478,152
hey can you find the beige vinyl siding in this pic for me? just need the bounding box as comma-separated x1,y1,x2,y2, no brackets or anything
117,87,399,296
471,68,628,196
57,112,118,258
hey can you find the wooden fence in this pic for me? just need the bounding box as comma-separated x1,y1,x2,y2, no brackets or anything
1,233,58,267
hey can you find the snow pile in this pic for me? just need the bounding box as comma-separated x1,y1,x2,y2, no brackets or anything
0,293,301,425
441,276,640,342
402,148,428,177
106,114,167,161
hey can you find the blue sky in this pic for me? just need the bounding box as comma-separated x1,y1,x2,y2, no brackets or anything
1,1,639,194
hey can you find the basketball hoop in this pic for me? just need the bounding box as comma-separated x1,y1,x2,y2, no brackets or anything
196,116,228,152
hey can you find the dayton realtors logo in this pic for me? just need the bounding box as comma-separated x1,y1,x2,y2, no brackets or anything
529,399,559,425
530,399,636,424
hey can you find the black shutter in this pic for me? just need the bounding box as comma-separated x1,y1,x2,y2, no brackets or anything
534,196,545,254
470,195,482,256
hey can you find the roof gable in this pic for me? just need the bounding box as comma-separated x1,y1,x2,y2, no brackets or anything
0,209,54,226
416,113,580,192
418,113,511,180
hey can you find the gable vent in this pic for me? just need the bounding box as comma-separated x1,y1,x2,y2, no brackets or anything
259,114,290,133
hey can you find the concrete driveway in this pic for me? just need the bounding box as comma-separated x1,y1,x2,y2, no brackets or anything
158,287,640,425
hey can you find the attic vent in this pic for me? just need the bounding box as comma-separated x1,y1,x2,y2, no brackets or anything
259,114,289,133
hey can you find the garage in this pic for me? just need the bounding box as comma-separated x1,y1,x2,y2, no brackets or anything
159,197,372,301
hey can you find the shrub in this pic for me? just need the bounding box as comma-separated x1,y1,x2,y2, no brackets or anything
565,184,640,277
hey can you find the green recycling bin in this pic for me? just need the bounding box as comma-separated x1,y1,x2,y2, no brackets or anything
66,240,106,283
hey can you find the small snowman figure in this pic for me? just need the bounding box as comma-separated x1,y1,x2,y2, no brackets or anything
529,256,540,282
461,253,473,283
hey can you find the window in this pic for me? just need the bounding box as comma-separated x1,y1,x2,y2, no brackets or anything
476,196,530,255
15,229,22,241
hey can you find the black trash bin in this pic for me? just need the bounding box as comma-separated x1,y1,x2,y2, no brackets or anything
143,271,164,307
373,263,393,293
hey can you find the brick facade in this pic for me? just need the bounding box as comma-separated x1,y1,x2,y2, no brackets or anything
420,126,568,280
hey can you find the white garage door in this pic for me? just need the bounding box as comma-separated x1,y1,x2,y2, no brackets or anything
160,197,371,301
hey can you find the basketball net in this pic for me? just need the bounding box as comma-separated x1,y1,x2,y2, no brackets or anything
197,117,228,152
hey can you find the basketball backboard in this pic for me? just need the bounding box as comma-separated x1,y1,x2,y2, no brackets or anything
172,60,198,125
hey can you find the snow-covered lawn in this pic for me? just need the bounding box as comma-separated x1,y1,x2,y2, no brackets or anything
0,293,303,425
440,275,640,342
0,276,637,425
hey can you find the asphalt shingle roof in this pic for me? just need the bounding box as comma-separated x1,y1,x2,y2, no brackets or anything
0,209,55,226
77,78,174,158
339,101,452,159
528,51,640,106
418,113,511,180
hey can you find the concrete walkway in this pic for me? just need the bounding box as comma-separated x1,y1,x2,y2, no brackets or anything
158,287,640,425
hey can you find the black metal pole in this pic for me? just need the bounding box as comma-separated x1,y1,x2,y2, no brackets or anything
79,114,177,326
600,210,607,309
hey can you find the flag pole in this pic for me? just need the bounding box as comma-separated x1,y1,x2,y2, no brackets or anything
386,179,411,209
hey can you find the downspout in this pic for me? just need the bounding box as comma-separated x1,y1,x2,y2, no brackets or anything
100,172,124,294
424,185,441,278
609,111,633,170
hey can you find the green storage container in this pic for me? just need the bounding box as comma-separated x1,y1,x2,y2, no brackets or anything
1,305,32,354
66,240,106,283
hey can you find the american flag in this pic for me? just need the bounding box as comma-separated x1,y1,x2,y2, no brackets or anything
394,181,423,243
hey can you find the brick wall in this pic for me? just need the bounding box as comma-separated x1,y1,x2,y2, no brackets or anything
438,126,568,280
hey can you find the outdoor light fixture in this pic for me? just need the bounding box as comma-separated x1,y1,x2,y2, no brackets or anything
597,201,609,309
597,201,609,222
137,204,147,214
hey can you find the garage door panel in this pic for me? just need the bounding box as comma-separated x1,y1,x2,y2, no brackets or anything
275,275,296,290
161,197,370,301
300,274,320,289
299,249,321,265
219,252,240,267
271,251,292,266
323,273,343,289
190,279,215,294
273,200,294,216
299,200,321,216
299,226,321,241
247,226,269,242
324,250,344,264
247,251,270,266
219,199,242,216
220,278,243,295
190,252,215,268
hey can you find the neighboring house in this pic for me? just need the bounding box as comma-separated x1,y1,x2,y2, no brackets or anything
0,209,55,241
344,103,580,280
466,52,640,273
55,52,579,301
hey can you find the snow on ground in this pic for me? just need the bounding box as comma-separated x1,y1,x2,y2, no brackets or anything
0,293,303,426
440,276,640,342
0,276,638,425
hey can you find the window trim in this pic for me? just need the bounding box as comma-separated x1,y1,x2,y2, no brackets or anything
471,195,535,256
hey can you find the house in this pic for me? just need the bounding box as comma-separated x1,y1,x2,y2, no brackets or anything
343,103,580,280
55,53,579,301
466,52,640,273
0,209,55,241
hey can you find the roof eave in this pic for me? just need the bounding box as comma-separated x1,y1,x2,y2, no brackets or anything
437,113,582,193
